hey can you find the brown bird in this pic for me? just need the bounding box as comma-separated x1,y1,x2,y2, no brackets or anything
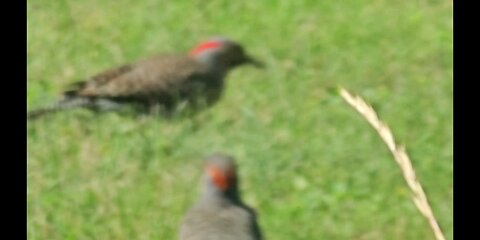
27,37,263,119
179,154,262,240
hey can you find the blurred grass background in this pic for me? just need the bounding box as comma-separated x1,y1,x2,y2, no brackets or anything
27,0,452,239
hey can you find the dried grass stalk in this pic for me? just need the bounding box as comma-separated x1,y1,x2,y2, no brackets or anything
339,88,446,240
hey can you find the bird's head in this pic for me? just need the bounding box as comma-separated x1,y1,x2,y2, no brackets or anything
203,153,239,196
190,37,264,72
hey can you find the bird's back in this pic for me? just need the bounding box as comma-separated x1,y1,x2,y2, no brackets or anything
71,55,209,98
180,200,261,240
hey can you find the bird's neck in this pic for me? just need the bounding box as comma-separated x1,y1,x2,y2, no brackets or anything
191,54,229,79
201,183,241,205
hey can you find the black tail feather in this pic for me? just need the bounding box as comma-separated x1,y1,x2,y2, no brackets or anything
27,97,91,120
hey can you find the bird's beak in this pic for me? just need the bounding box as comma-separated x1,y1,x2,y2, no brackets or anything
244,55,265,68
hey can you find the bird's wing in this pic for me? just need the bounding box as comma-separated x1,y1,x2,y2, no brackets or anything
64,55,207,100
246,207,263,240
63,64,134,98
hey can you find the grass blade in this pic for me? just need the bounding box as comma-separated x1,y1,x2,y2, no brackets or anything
339,87,446,240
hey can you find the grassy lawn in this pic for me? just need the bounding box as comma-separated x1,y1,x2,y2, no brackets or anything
27,0,452,239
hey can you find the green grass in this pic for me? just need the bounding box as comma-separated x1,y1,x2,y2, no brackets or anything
27,0,453,239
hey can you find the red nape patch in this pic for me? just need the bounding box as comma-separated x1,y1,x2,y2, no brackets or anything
189,41,222,56
206,166,233,191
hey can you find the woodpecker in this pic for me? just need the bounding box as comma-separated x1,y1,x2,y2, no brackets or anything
179,154,262,240
27,37,263,119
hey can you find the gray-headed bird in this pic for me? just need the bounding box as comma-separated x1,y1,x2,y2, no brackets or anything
179,154,262,240
28,37,263,119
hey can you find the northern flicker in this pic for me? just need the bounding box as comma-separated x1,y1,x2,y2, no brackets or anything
179,154,262,240
27,37,263,119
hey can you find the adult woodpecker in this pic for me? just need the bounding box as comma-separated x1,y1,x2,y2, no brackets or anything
179,154,262,240
27,37,263,119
